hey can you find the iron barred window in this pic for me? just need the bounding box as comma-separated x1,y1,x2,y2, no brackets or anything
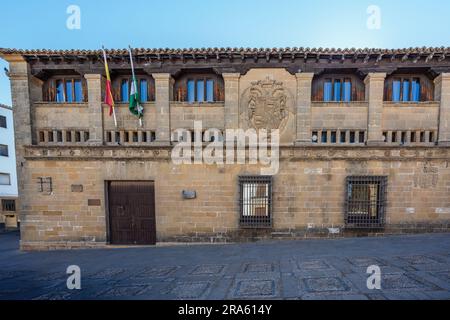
1,199,16,212
239,176,272,228
345,176,387,228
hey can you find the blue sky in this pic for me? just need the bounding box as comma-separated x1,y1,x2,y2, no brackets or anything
1,0,449,105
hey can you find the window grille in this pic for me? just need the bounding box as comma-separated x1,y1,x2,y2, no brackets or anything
239,176,272,228
1,200,16,212
345,176,387,228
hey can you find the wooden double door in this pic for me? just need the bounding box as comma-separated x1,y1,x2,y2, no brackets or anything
108,181,156,245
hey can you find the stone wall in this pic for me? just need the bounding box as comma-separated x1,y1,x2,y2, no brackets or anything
19,146,450,249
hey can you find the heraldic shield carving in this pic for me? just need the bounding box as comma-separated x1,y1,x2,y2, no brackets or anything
241,77,294,132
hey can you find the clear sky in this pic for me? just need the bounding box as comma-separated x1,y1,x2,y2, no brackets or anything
1,0,449,105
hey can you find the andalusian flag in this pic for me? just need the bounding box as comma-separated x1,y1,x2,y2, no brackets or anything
128,46,143,124
101,47,117,127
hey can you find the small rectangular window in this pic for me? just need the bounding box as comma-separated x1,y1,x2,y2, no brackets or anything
345,176,387,228
66,131,72,143
420,132,425,143
132,131,138,142
392,132,397,143
323,79,332,102
56,80,65,102
196,80,205,102
343,79,352,102
239,176,272,228
349,131,355,143
1,199,15,212
340,131,346,143
411,78,421,102
56,130,63,142
74,80,83,102
359,131,365,143
321,131,328,143
0,173,11,185
140,79,148,102
0,144,8,157
187,80,195,103
333,79,341,101
401,132,407,144
411,132,416,143
121,79,129,102
330,131,337,143
0,115,7,128
39,131,45,142
402,80,410,102
429,132,435,143
312,131,318,143
48,131,54,142
206,80,214,102
75,131,81,142
65,80,73,103
392,80,401,102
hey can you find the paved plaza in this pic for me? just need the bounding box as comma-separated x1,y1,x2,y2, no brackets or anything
1,232,450,300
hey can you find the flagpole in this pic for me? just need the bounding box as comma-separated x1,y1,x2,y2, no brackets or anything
102,46,118,128
128,45,142,127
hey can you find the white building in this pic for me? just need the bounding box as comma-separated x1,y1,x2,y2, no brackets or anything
0,104,18,228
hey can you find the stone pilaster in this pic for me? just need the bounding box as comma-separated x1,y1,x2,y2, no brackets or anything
435,73,450,146
222,73,240,130
294,72,314,145
84,74,103,145
364,73,386,145
4,56,31,190
153,73,172,144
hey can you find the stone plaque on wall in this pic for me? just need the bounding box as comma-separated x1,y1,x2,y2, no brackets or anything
240,76,294,133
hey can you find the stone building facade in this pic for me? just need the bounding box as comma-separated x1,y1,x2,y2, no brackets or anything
0,47,449,250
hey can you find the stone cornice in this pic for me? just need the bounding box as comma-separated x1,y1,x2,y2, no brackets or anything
23,145,450,161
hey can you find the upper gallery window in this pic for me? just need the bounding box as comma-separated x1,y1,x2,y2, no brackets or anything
174,72,224,103
384,74,433,102
43,77,86,103
114,76,155,103
312,74,364,102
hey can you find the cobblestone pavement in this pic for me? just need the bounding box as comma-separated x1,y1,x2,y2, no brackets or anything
1,232,450,300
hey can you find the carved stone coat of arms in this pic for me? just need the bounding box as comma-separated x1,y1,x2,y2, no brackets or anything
241,77,293,132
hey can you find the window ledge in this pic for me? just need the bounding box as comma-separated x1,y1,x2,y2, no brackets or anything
105,102,156,107
311,101,368,107
383,101,439,107
171,101,225,107
34,102,88,107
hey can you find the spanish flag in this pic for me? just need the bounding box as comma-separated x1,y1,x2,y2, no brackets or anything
102,47,117,127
